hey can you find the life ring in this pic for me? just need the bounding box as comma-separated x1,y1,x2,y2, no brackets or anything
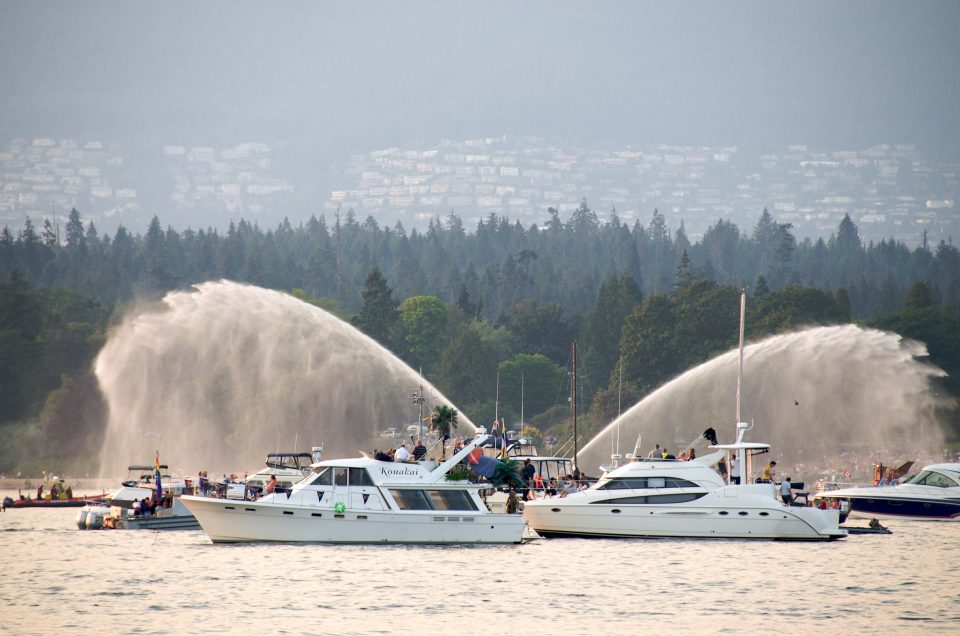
334,501,346,514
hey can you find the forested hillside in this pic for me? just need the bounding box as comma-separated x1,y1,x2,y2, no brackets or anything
1,203,958,473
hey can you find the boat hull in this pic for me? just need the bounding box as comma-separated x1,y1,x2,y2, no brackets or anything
524,487,845,541
813,475,960,521
837,495,960,521
182,495,525,544
3,496,108,509
113,515,200,530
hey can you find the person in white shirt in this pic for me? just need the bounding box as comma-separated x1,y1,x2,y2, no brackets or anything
779,477,793,505
729,456,739,484
394,443,411,462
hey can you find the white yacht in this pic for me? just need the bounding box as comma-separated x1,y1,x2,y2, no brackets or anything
223,449,322,499
812,463,960,520
524,441,845,540
181,433,526,544
525,291,846,541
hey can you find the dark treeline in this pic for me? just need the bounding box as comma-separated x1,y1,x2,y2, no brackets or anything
2,202,959,320
1,202,959,473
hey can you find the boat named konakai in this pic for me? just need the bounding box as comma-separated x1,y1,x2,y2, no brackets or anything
181,432,525,544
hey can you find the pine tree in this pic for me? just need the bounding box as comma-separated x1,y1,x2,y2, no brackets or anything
352,266,400,348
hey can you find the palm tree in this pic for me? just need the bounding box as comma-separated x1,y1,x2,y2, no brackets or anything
430,405,458,459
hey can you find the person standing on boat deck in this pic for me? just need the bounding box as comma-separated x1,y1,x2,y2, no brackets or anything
729,456,739,484
761,461,777,483
395,443,411,462
265,475,277,495
521,459,536,501
780,477,793,506
647,444,661,459
413,440,427,461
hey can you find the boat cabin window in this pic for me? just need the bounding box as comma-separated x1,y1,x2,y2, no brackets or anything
592,492,706,505
390,489,479,511
598,477,698,490
429,490,480,511
390,489,434,510
904,470,958,488
349,468,375,487
310,468,333,486
312,467,375,487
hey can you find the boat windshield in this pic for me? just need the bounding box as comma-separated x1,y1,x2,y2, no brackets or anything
902,470,959,488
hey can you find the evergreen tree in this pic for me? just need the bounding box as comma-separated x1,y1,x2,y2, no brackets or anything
65,208,85,250
352,266,400,349
905,281,935,310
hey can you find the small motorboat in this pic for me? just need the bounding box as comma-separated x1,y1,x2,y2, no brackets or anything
76,463,199,530
3,492,108,510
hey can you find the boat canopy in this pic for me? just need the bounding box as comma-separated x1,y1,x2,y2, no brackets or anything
265,453,313,471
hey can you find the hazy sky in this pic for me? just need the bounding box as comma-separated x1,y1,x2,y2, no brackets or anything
2,1,959,156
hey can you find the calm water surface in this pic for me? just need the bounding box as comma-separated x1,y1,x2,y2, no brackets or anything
1,506,958,635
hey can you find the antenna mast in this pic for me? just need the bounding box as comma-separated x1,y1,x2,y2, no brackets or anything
572,341,578,471
615,356,622,456
735,289,746,426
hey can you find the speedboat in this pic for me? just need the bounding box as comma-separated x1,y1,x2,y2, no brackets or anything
76,464,199,531
524,291,846,541
812,463,960,520
181,432,526,544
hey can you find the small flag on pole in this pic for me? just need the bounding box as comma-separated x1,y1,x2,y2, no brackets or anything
154,451,163,502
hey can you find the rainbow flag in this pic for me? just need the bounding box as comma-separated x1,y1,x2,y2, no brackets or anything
154,451,163,502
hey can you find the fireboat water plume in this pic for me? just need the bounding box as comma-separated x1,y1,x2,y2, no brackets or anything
95,280,472,478
579,325,952,473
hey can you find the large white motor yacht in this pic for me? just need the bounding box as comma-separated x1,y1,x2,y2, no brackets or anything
525,291,846,541
812,463,960,520
524,441,845,540
181,433,526,544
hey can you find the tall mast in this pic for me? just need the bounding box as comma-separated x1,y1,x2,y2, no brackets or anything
520,370,524,431
615,356,622,456
494,370,500,424
411,384,425,440
735,289,747,485
572,341,578,471
735,289,746,425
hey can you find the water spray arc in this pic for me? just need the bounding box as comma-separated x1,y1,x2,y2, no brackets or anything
95,281,472,478
579,324,951,474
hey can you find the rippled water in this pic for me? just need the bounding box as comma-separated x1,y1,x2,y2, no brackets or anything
2,507,958,635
